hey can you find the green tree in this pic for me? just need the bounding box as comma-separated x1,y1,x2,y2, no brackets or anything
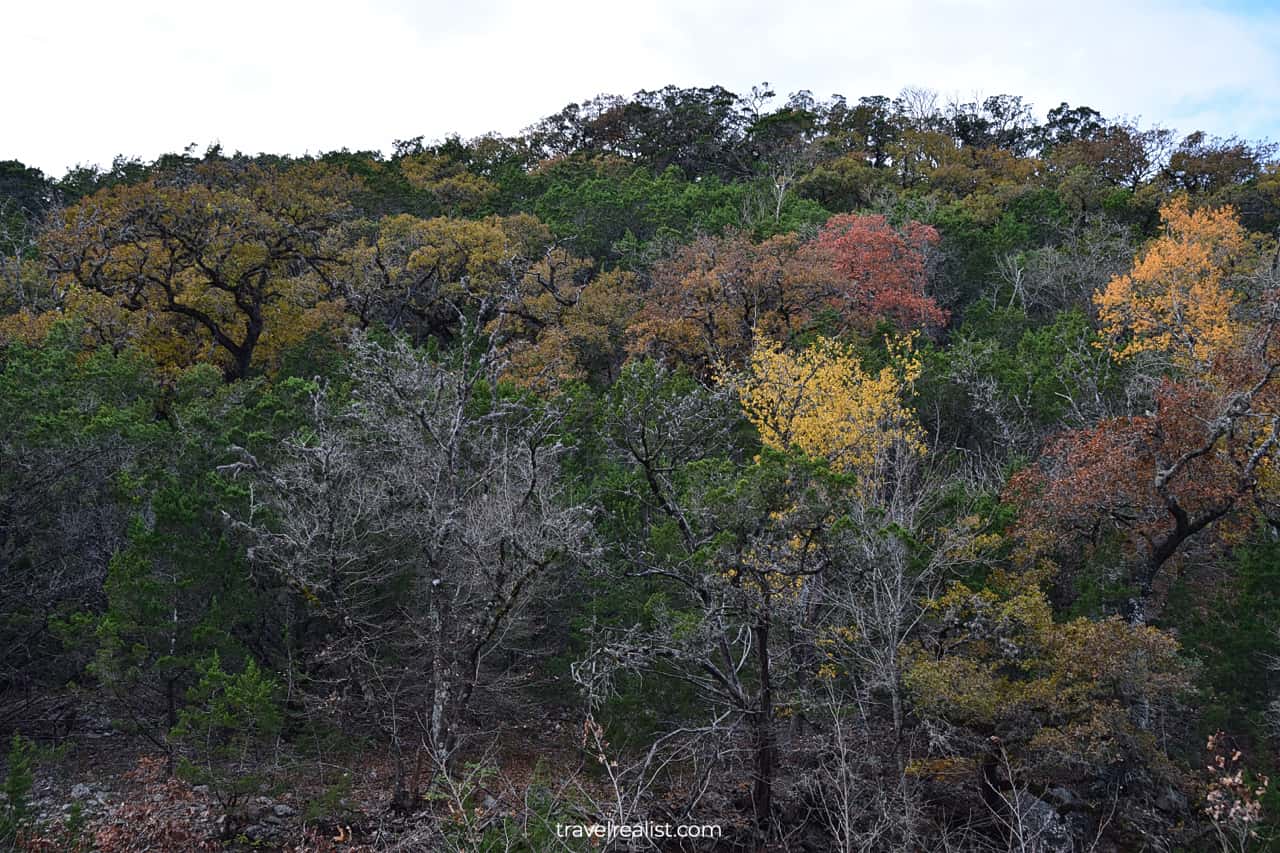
89,479,257,751
0,324,161,706
171,652,283,826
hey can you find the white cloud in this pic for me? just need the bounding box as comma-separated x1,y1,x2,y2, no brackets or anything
4,0,1278,176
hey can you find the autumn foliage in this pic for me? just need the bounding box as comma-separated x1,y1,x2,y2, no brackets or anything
7,84,1280,852
1010,198,1280,618
737,332,924,489
1094,196,1248,368
630,214,945,374
1007,380,1265,574
814,213,947,329
39,160,357,379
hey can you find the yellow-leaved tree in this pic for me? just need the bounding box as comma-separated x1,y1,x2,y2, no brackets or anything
1093,195,1247,369
737,333,925,491
399,153,498,217
338,212,550,344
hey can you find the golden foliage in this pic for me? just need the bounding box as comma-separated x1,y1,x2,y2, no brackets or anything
906,570,1190,779
498,263,640,391
340,212,551,337
40,160,358,379
0,308,56,347
400,153,498,216
1094,196,1247,368
736,332,924,489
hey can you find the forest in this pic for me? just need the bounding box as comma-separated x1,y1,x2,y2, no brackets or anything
1,83,1279,851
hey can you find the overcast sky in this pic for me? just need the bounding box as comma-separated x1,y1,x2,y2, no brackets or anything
5,0,1279,177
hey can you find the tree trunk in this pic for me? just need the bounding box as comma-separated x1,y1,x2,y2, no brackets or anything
390,748,414,814
751,615,776,835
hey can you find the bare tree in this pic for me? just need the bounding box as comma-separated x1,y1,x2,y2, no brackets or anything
227,330,592,809
898,87,942,131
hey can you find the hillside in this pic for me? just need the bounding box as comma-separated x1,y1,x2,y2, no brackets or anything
2,85,1279,851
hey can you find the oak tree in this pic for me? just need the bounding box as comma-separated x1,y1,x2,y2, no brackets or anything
41,160,357,380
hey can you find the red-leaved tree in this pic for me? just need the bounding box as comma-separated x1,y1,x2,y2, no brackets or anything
629,216,946,375
815,213,947,329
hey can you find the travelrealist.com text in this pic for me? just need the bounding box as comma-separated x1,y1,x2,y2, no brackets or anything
556,821,723,841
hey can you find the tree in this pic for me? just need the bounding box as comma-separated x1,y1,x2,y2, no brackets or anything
629,217,944,376
492,252,641,390
399,152,499,217
0,734,37,845
525,86,751,179
0,161,54,254
337,212,550,344
580,374,843,831
1164,132,1274,197
905,568,1194,847
736,332,925,493
170,653,283,832
823,94,902,168
0,199,59,347
529,157,741,265
748,97,822,224
627,230,836,374
1012,201,1280,621
40,160,357,380
814,214,947,329
728,334,929,824
88,476,258,754
795,154,893,213
947,95,1039,156
1048,121,1175,191
578,334,930,834
1007,368,1280,623
1039,103,1106,149
229,332,591,809
794,443,983,851
1094,196,1249,370
0,326,161,727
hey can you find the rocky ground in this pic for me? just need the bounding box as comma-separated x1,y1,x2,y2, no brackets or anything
3,704,869,851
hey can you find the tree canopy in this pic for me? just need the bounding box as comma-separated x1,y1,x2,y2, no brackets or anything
3,83,1280,852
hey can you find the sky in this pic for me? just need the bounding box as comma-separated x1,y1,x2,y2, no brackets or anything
4,0,1280,177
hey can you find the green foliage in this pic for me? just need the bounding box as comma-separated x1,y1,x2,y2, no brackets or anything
3,82,1279,853
531,160,742,265
0,734,37,844
1056,536,1139,619
796,154,894,212
320,149,433,218
89,479,258,735
1167,533,1280,740
301,771,356,824
81,359,290,730
431,761,592,853
0,322,161,449
171,652,283,812
983,307,1117,423
0,324,163,693
932,188,1069,304
63,799,87,845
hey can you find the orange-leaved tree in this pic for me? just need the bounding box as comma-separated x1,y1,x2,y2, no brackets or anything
1093,195,1247,370
1009,198,1280,621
